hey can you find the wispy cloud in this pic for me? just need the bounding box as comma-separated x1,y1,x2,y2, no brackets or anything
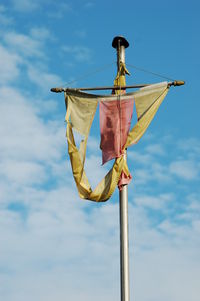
84,2,95,8
0,45,21,84
47,2,72,18
3,31,46,58
177,137,200,156
62,45,92,62
27,66,63,91
0,5,13,25
128,135,200,186
145,143,165,155
30,27,52,40
0,160,47,185
0,86,64,164
74,29,87,39
134,193,173,210
0,26,62,91
11,0,40,12
169,159,199,180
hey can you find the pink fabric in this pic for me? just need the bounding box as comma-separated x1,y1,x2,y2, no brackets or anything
118,171,132,190
100,98,134,165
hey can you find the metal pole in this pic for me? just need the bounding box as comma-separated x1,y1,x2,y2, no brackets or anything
119,176,129,301
112,36,130,301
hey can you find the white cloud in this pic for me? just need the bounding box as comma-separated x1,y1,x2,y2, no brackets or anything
84,2,95,8
11,0,39,12
0,5,5,12
0,160,47,185
128,150,153,165
27,65,63,90
177,193,200,223
128,135,200,186
0,27,59,90
151,161,172,182
133,244,200,301
133,168,152,184
134,193,173,210
0,45,21,84
4,31,44,58
30,27,52,40
129,201,200,301
130,159,171,185
0,186,120,301
145,143,165,155
47,2,72,18
2,27,52,60
62,45,92,62
1,25,51,51
0,86,64,164
0,5,13,25
11,0,72,18
192,220,200,233
75,29,87,39
169,159,199,180
177,137,200,159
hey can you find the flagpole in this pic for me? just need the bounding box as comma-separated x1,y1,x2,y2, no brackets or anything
112,36,130,301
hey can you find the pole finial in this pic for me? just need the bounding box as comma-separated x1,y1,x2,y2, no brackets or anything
112,36,129,49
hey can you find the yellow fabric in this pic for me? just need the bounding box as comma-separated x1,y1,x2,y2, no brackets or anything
114,62,130,94
65,91,98,136
134,82,168,120
65,82,169,202
125,83,169,147
66,123,128,201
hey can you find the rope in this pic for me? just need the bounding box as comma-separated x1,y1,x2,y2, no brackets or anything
61,62,115,87
54,60,175,89
126,63,175,81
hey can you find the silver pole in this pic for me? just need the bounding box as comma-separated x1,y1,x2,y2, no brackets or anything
112,36,130,301
119,170,129,301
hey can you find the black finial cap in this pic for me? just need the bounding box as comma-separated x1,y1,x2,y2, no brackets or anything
112,36,129,49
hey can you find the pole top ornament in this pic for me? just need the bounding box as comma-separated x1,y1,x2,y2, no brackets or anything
112,36,129,49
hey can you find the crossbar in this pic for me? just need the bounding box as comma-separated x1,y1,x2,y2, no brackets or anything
50,81,185,93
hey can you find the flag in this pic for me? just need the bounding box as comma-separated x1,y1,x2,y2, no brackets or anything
65,82,169,202
100,96,134,164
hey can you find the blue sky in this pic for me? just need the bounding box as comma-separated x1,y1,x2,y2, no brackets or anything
0,1,199,301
